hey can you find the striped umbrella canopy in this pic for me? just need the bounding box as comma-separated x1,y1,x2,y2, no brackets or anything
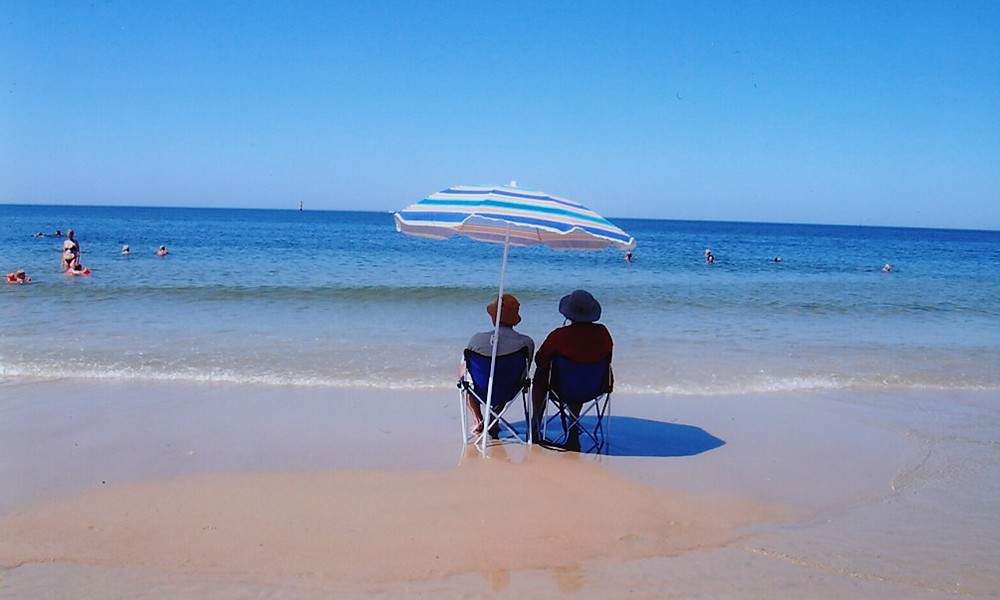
395,184,635,448
394,184,635,251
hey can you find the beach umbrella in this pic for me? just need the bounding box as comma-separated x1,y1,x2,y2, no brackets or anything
394,184,635,445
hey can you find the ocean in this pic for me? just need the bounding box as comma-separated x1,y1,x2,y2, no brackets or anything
3,204,999,395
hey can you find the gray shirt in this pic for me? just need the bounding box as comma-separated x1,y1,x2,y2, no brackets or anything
466,325,535,359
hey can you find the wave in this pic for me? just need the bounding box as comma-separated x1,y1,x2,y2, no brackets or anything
4,362,997,396
615,375,1000,396
19,280,1000,322
0,362,452,391
39,283,519,305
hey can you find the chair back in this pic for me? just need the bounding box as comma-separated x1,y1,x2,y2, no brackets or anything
464,347,530,409
550,354,611,406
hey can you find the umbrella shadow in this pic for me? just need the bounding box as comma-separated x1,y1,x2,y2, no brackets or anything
507,416,726,458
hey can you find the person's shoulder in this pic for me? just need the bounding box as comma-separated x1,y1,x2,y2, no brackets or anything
591,321,613,338
574,321,612,341
540,325,565,341
466,330,492,349
516,333,535,354
540,324,575,349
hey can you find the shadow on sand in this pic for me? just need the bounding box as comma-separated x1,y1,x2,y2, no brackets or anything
508,416,726,458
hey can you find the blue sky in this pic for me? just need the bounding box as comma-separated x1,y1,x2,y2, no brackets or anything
2,1,998,229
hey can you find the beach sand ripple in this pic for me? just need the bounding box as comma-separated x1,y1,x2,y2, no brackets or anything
0,453,778,584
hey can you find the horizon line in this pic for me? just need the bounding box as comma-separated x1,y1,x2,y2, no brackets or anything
2,201,997,235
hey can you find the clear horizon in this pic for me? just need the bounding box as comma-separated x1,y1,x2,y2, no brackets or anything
9,200,999,233
2,2,998,230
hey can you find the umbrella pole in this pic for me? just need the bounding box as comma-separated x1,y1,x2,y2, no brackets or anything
482,225,511,453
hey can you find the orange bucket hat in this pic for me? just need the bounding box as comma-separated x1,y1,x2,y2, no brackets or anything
486,294,522,326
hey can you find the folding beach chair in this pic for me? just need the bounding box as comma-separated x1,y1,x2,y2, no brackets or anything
537,353,613,452
458,347,532,446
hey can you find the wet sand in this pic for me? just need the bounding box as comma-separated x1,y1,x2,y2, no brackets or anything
0,381,996,598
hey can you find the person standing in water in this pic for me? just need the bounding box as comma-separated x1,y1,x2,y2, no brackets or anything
62,229,80,270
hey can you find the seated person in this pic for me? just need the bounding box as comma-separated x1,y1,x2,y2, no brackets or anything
6,269,30,284
464,293,534,437
531,289,613,442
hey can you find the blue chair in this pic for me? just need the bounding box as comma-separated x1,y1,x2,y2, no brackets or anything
538,354,613,452
458,347,531,445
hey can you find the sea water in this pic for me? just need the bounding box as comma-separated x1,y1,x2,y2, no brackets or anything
2,204,999,394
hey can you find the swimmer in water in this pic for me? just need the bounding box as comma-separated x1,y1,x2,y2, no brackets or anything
6,269,31,284
66,264,91,276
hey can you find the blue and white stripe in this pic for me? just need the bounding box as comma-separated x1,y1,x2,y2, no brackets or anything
394,185,635,251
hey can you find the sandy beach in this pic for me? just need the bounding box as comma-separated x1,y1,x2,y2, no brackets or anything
0,381,997,598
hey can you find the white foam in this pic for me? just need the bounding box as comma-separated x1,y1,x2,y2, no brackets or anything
3,360,997,397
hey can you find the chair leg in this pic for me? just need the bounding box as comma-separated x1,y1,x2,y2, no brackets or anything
460,387,476,444
477,398,529,445
539,397,610,453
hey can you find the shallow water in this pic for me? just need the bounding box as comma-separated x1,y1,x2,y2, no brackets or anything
2,204,999,394
733,390,1000,596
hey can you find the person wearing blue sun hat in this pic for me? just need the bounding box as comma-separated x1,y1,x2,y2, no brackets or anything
530,289,614,439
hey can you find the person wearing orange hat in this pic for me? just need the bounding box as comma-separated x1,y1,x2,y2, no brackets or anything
464,293,535,437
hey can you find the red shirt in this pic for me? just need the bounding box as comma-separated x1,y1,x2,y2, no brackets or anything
533,322,613,398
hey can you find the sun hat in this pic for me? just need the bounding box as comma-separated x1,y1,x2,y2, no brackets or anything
559,289,602,323
487,294,522,326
